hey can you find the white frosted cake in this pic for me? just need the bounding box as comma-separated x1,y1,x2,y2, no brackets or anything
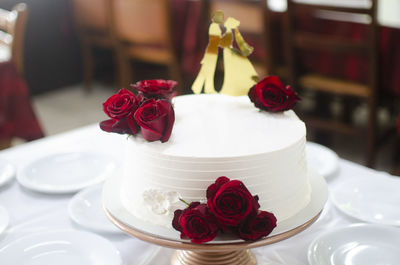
121,94,311,228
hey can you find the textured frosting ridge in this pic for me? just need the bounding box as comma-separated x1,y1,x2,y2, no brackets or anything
121,94,311,227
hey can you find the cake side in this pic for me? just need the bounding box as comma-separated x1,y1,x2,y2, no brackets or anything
121,94,311,228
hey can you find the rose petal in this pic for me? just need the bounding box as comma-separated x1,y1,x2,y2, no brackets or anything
253,195,260,210
188,201,201,209
99,119,115,132
236,211,277,241
140,127,163,142
215,176,230,187
248,85,257,104
127,114,138,135
206,176,230,200
172,209,183,232
100,118,132,134
258,76,284,89
111,118,132,134
158,100,175,142
206,183,217,200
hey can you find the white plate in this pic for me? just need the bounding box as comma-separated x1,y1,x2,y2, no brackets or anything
0,158,16,187
17,152,118,194
331,176,400,226
0,205,9,236
69,184,122,234
103,169,328,244
0,230,122,265
308,224,400,265
306,142,339,179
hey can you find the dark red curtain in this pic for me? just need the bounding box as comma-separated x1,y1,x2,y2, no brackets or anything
0,61,44,141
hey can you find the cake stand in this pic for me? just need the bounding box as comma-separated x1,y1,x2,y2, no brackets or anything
103,170,328,265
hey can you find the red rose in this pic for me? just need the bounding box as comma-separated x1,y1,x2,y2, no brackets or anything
103,88,139,120
134,98,175,142
100,89,139,135
132,79,177,101
248,76,300,112
172,202,219,244
236,211,277,241
206,176,260,227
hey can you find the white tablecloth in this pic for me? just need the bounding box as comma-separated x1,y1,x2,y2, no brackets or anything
0,124,396,265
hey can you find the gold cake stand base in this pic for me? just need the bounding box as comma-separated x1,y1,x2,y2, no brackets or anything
105,208,321,265
171,249,256,265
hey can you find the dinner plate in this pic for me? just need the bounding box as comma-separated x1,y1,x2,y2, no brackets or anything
17,152,118,194
0,205,9,236
306,142,339,179
0,230,122,265
0,158,16,187
308,224,400,265
68,184,122,234
331,176,400,226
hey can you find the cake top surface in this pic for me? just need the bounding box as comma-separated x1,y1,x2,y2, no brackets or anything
131,94,305,158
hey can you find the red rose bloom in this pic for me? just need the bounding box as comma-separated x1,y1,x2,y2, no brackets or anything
206,176,260,227
100,88,139,135
134,98,175,142
172,202,219,244
248,76,300,112
236,211,277,241
132,79,177,101
103,88,139,120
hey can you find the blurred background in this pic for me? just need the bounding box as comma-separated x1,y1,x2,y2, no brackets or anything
0,0,399,174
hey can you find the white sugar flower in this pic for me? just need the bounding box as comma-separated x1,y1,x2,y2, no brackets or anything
142,189,181,215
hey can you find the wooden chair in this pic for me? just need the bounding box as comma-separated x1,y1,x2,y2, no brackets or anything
284,0,379,167
112,0,183,94
0,3,28,76
72,0,120,91
207,0,268,77
0,3,28,149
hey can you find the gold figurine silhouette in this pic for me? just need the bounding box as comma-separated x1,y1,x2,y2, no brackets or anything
191,11,258,96
191,12,223,94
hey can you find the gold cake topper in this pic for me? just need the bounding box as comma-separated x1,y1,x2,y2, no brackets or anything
191,11,259,96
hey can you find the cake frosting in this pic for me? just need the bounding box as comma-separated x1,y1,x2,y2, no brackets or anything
121,94,311,227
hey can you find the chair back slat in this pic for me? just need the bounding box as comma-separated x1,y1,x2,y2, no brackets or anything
72,0,110,33
293,32,369,54
293,2,374,16
113,0,170,46
210,1,264,34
